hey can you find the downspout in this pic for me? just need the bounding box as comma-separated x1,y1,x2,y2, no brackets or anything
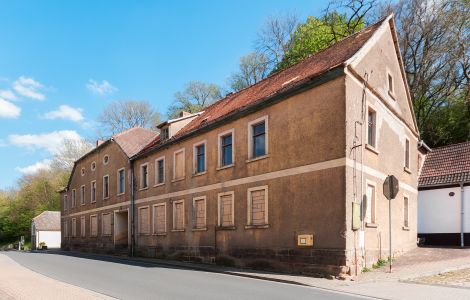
460,182,465,248
130,160,136,257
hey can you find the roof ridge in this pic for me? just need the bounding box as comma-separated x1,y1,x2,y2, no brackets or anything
431,140,470,151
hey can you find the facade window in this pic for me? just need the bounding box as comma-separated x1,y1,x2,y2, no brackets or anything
218,192,234,227
248,116,268,159
90,215,98,237
388,73,394,95
173,200,185,230
193,197,206,229
139,206,150,234
247,186,268,226
91,161,96,171
63,221,68,238
102,213,112,236
155,157,165,185
194,142,206,174
103,175,109,199
71,218,77,237
366,182,377,224
72,189,76,208
118,168,125,194
91,181,96,203
405,138,410,169
404,196,409,228
80,185,85,205
103,155,109,165
80,216,86,237
81,167,85,176
141,164,149,189
63,195,68,211
161,127,169,140
153,203,166,234
218,130,234,167
367,108,376,147
173,149,185,180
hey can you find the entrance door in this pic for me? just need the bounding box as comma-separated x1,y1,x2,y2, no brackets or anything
114,211,129,248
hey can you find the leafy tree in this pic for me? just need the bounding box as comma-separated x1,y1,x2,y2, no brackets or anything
228,52,270,91
50,139,93,172
167,81,222,118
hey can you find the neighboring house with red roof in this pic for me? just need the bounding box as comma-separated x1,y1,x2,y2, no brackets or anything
32,211,61,249
418,141,470,246
61,15,421,276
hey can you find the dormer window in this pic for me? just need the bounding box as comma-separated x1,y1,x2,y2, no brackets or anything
161,127,169,141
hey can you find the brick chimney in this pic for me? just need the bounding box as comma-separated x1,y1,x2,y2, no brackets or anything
179,111,191,118
96,140,104,147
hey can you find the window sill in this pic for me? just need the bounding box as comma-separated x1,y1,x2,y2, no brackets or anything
192,227,208,232
154,182,165,188
171,229,185,232
216,164,234,171
103,197,109,201
90,201,96,204
366,222,378,228
388,90,396,100
404,167,412,174
153,232,167,236
171,177,185,183
81,203,85,206
138,233,151,236
365,144,379,155
246,155,269,163
216,226,236,231
192,171,207,177
402,226,410,231
245,224,270,229
117,192,125,196
139,187,149,191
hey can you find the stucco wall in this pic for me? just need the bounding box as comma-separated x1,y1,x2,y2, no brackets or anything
36,230,61,248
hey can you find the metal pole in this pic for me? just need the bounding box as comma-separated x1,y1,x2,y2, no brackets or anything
389,197,392,273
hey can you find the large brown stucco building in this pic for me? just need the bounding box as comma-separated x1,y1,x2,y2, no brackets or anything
61,15,420,276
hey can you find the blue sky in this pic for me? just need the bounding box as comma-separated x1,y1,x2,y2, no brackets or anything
0,0,327,189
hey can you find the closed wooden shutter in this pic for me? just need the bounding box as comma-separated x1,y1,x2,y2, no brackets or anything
81,216,86,237
174,151,184,179
139,207,150,234
174,202,184,230
220,195,233,227
72,219,77,237
154,205,166,233
102,213,112,235
90,215,98,236
251,190,266,225
193,199,206,228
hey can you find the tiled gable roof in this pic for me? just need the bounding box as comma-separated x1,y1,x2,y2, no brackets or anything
112,127,158,157
32,211,61,231
419,141,470,188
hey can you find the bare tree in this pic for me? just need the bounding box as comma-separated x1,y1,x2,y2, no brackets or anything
98,100,162,137
228,52,270,91
168,81,222,118
255,13,299,69
50,139,94,172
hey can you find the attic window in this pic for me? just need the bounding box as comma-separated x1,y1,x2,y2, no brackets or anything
387,73,395,99
161,127,169,141
81,168,85,176
91,161,96,171
103,155,109,165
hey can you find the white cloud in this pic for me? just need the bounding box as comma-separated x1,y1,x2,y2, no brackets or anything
0,98,21,118
0,89,16,101
43,105,84,122
13,76,46,101
16,159,52,175
9,130,81,154
86,79,117,95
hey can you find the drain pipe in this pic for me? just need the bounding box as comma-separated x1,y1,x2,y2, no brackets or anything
460,182,465,248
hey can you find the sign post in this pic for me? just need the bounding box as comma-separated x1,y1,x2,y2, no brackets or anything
383,175,399,273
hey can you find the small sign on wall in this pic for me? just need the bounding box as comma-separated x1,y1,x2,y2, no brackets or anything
297,234,313,247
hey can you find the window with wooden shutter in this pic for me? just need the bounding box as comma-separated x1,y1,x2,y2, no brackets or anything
404,196,409,228
366,182,376,224
90,215,98,237
174,149,185,180
247,186,268,226
81,216,86,237
71,218,77,237
139,207,150,234
102,213,112,236
173,201,184,230
219,193,234,227
153,204,166,234
193,197,206,229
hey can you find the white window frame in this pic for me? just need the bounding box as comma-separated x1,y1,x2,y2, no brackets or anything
172,200,185,231
90,214,98,237
218,129,235,168
403,194,410,229
90,180,97,203
138,205,151,235
246,186,269,226
72,189,76,208
154,156,165,186
101,212,112,236
247,115,269,160
365,180,377,225
63,194,68,211
80,216,86,237
404,137,411,171
103,155,109,165
140,163,149,190
117,168,125,195
81,167,85,176
367,105,377,149
91,161,96,171
193,140,207,174
173,148,186,181
103,175,110,200
152,203,167,234
80,185,86,205
192,196,207,229
71,218,77,237
217,191,235,227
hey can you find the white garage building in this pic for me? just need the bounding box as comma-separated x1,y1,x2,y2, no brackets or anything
32,211,61,249
418,141,470,246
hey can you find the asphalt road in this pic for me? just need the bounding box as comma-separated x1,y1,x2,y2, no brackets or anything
4,252,368,300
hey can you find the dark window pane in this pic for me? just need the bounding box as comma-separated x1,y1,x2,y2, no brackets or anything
253,123,265,135
119,170,125,194
157,160,164,183
221,134,232,166
196,144,205,173
254,135,266,157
